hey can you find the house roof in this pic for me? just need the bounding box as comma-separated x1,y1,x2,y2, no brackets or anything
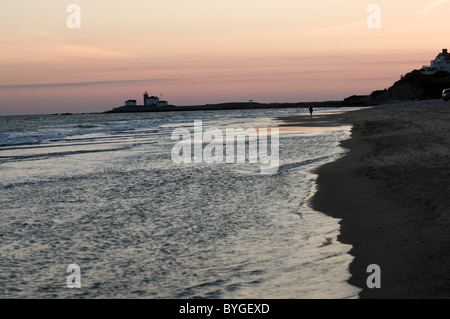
436,49,450,59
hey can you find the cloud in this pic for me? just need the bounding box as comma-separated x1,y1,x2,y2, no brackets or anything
0,78,176,90
418,0,449,17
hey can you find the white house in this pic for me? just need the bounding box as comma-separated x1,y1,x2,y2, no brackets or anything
123,91,169,107
422,49,450,75
157,100,168,107
125,99,137,106
143,91,160,106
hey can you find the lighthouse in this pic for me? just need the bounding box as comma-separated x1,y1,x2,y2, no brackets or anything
143,91,161,106
143,91,149,105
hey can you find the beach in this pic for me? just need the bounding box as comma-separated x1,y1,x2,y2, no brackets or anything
2,102,449,299
311,100,450,298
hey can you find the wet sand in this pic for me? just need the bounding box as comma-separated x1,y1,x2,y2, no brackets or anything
286,101,450,298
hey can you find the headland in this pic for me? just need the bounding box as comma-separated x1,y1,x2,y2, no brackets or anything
104,100,350,113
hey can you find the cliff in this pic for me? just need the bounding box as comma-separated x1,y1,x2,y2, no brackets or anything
370,70,450,102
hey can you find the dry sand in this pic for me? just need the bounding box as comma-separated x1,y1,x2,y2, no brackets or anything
305,100,450,298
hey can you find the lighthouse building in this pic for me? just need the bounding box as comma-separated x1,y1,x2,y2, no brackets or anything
143,91,160,106
124,91,169,107
143,91,168,107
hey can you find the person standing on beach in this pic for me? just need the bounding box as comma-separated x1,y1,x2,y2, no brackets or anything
309,107,313,116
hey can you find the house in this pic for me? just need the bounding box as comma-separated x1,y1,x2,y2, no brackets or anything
157,100,168,107
422,49,450,75
123,91,169,108
125,99,137,106
143,91,161,106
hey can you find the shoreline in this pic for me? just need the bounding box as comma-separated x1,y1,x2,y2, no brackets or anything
310,100,450,298
104,100,367,113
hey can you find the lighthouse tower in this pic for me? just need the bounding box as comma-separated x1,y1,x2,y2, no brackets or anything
143,91,149,105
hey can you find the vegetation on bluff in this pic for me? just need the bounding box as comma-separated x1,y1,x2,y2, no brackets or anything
371,70,450,101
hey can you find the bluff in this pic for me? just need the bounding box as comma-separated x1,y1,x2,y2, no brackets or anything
370,70,450,102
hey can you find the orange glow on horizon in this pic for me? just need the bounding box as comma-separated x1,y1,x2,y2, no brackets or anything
1,1,449,114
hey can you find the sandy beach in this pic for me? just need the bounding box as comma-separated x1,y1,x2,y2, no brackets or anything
305,100,450,298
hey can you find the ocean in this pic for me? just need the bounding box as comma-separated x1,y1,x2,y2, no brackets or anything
0,107,361,298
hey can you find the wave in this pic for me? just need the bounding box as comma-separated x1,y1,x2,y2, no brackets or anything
0,146,132,163
276,155,334,174
0,119,166,148
74,124,100,129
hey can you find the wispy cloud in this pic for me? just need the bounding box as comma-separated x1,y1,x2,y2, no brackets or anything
0,78,176,90
418,0,449,17
311,20,366,34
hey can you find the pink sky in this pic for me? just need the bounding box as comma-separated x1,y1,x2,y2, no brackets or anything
0,1,449,115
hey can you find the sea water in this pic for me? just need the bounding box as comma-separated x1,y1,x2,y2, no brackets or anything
0,107,361,298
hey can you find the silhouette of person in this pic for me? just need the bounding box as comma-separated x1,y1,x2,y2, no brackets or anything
309,107,313,116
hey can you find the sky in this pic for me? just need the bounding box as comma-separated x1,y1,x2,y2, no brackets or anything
0,0,449,115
